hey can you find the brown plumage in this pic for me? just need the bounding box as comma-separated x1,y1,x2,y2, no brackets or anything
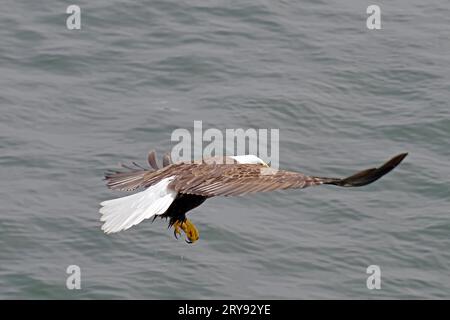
106,152,408,196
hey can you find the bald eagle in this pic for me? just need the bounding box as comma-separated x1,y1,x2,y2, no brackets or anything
99,151,407,243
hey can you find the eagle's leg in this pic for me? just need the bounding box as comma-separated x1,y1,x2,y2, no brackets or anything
172,218,199,244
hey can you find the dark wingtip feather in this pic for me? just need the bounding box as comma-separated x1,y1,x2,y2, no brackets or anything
147,150,160,170
321,152,408,187
339,152,408,187
162,152,172,167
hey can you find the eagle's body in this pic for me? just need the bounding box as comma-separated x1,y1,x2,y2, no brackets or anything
162,193,207,226
100,151,407,243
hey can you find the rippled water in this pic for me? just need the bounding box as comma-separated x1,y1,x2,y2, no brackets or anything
0,0,449,299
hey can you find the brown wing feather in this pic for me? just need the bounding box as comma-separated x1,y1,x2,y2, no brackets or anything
162,153,172,167
147,150,160,170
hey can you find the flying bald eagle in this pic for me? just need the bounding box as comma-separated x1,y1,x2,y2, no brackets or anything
99,151,407,243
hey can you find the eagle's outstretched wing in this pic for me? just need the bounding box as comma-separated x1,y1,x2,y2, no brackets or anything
105,152,408,197
167,153,408,197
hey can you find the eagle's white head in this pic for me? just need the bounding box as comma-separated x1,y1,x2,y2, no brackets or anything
229,155,269,167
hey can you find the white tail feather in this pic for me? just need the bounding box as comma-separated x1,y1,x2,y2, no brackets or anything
100,177,177,234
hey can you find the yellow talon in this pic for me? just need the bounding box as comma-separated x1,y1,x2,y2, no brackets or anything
173,223,182,239
181,219,200,244
172,219,199,244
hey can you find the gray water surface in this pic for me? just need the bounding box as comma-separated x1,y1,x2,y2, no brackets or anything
0,0,449,299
